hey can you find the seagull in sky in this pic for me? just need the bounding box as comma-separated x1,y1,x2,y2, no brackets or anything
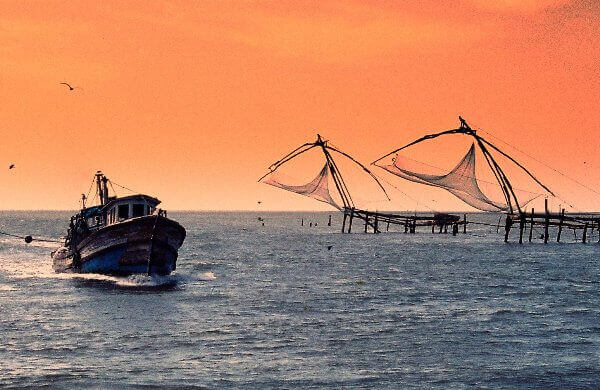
60,82,74,91
9,164,15,169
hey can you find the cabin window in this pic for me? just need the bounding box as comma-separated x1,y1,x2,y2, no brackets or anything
118,204,129,220
132,204,145,218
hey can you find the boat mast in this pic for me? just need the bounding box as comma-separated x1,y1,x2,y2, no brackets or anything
95,171,110,206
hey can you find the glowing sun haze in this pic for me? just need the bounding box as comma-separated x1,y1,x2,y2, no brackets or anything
0,0,598,211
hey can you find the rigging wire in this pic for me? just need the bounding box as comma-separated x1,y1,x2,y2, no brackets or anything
84,176,96,204
0,230,62,243
471,123,587,212
109,180,139,194
373,173,437,212
108,180,118,197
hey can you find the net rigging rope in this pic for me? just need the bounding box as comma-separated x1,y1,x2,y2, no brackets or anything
0,230,62,243
470,123,590,212
108,180,140,194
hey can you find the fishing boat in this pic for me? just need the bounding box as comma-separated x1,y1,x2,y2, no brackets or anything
51,171,186,276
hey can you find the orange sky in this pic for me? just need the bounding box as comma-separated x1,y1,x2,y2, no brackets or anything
0,1,598,211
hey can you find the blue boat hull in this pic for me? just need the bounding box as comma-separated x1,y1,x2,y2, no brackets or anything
78,246,175,275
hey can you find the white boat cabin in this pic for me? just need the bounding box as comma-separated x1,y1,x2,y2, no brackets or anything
102,195,161,226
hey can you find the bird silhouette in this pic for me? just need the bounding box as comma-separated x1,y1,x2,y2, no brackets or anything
60,82,74,91
9,164,15,169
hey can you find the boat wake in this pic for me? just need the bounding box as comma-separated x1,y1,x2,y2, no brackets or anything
0,250,216,290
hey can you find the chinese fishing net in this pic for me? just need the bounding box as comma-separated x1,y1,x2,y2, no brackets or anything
263,163,341,210
378,143,508,212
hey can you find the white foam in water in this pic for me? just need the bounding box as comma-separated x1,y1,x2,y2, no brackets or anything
199,271,216,280
0,284,16,291
0,249,180,287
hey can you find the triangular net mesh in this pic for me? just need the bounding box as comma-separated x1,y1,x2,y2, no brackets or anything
263,163,341,210
379,143,508,212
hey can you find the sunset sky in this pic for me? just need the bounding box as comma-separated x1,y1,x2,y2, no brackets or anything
1,1,598,211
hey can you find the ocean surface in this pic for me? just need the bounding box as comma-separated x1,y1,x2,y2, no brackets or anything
0,211,599,389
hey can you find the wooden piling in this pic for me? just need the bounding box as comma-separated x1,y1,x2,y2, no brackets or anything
557,209,565,242
386,220,390,232
519,214,525,244
544,199,549,244
431,222,435,234
529,208,534,242
301,218,304,227
347,209,354,233
374,213,379,234
404,219,409,233
328,214,332,227
341,213,346,233
452,223,458,236
463,214,467,234
364,212,369,233
583,223,588,243
504,215,512,243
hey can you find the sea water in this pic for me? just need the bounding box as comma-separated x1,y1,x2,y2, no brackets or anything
0,211,599,388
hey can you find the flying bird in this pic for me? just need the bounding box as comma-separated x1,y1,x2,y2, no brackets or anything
60,82,74,91
9,164,15,169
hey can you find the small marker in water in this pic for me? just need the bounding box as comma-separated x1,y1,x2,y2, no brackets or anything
24,235,33,244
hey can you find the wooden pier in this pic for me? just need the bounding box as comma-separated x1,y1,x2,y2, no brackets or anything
503,199,599,244
341,207,467,235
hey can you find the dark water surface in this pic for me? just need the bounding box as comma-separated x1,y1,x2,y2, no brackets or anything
1,211,599,389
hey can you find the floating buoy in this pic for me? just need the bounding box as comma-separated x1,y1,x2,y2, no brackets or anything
24,235,33,244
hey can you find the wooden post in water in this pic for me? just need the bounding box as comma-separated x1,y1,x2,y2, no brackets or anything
364,212,369,233
328,214,332,227
347,208,354,233
386,220,390,232
518,213,525,244
583,223,588,243
410,218,416,234
463,214,467,234
341,213,346,233
557,209,565,242
504,215,512,243
431,222,435,234
374,213,379,234
452,223,458,236
529,208,534,242
404,219,409,234
544,199,549,244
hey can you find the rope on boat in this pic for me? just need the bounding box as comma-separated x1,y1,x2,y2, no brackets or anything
0,230,62,244
109,179,139,194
